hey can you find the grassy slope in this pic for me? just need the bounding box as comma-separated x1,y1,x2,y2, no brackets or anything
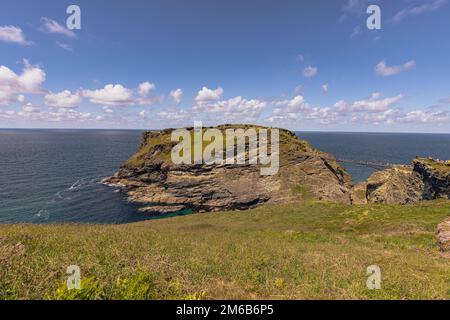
1,200,450,300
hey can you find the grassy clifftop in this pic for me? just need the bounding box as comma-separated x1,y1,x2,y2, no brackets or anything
1,200,450,300
123,124,311,169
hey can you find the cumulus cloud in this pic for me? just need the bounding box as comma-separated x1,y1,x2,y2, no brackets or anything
195,86,223,102
268,95,311,122
0,61,46,104
82,84,134,106
375,60,416,77
0,25,32,45
193,96,266,121
392,0,447,23
138,81,155,97
21,103,40,113
170,88,183,105
267,92,411,126
396,110,450,124
350,93,405,112
82,82,162,107
40,17,76,38
45,90,82,108
322,83,329,94
303,66,318,78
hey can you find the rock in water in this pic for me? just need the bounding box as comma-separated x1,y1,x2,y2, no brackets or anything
104,125,352,214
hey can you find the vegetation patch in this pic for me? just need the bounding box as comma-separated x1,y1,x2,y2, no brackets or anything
1,200,450,299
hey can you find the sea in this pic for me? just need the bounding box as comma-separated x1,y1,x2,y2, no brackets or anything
1,129,450,224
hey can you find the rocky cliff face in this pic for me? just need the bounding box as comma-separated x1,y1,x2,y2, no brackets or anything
104,125,352,214
351,158,450,205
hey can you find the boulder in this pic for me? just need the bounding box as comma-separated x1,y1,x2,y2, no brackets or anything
437,218,450,252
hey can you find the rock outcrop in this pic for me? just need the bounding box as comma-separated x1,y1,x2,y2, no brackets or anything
353,158,450,205
437,218,450,252
104,125,352,214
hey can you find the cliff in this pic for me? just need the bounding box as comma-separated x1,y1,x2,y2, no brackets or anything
350,157,450,205
104,125,352,214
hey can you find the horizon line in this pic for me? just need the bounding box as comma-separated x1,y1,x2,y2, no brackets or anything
1,127,450,135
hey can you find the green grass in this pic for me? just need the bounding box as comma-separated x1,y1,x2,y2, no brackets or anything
292,185,314,200
1,200,450,300
123,125,312,169
418,158,450,173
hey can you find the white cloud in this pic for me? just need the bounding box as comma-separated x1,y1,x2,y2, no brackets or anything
102,106,114,113
268,95,311,122
192,96,266,122
375,60,416,77
303,66,318,78
349,93,404,112
392,0,447,23
297,54,305,62
56,41,73,51
396,110,450,124
351,108,399,125
40,17,76,38
45,90,82,108
82,83,162,107
0,91,24,105
158,109,193,121
20,103,41,114
268,92,408,125
139,110,147,119
334,100,348,111
136,82,164,106
170,88,183,105
274,95,309,110
0,61,46,104
0,109,16,119
322,83,329,94
138,81,155,97
82,84,134,106
0,25,32,45
195,86,223,102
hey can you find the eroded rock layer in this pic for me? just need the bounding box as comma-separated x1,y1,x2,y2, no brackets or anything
104,125,352,214
353,158,450,205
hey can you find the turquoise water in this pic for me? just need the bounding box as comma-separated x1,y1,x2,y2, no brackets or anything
1,129,450,224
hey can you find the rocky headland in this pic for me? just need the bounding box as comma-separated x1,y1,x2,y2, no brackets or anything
351,158,450,205
104,125,450,250
105,125,450,211
103,125,352,214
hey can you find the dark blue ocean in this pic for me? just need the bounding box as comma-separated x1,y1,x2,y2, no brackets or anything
1,129,450,224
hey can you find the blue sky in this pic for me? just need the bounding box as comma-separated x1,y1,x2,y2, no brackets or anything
0,0,449,132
